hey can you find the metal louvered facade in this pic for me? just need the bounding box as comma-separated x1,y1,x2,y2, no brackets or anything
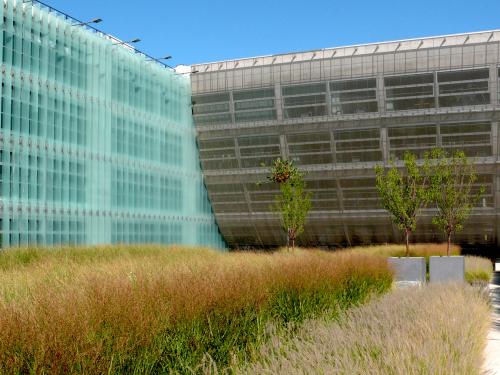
191,30,500,247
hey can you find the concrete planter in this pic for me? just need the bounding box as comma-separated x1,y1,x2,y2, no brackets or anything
388,257,426,286
429,256,465,283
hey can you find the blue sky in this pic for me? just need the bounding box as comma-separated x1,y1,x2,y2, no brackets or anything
45,0,500,66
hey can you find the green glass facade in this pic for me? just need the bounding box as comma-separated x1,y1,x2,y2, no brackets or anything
0,0,225,248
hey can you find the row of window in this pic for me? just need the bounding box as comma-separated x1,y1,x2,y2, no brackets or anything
111,167,183,211
198,122,492,170
0,153,86,203
192,68,497,125
207,175,494,214
111,116,183,165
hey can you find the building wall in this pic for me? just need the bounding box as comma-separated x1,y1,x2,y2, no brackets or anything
191,31,500,247
0,0,225,248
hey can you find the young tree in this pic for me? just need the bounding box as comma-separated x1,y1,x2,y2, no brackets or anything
425,148,484,256
375,152,429,256
269,158,312,250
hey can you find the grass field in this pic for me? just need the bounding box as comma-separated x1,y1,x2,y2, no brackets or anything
0,245,392,374
343,243,461,258
243,284,490,375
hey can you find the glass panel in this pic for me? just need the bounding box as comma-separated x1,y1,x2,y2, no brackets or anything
289,143,331,153
332,90,376,102
437,68,489,82
194,113,232,125
234,98,274,110
291,153,333,165
332,101,378,115
388,125,436,137
335,128,379,140
439,81,488,94
282,83,326,96
233,88,274,101
287,132,330,143
284,94,326,106
384,73,434,86
330,78,376,91
437,68,490,108
336,151,382,163
386,97,435,111
238,135,280,147
193,102,230,115
192,92,230,105
439,93,490,107
0,0,226,249
235,109,277,122
440,122,491,134
283,106,327,119
386,86,433,98
198,138,235,149
336,139,380,151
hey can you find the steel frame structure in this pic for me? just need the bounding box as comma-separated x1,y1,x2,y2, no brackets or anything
191,30,500,247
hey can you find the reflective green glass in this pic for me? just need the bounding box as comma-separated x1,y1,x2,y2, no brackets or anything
0,0,225,249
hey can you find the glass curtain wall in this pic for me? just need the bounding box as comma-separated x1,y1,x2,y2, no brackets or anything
0,0,225,248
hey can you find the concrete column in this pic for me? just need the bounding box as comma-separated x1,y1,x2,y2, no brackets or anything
330,131,337,164
376,74,386,114
234,138,242,168
274,83,283,121
490,65,498,106
228,91,236,124
433,71,439,109
325,80,332,115
334,177,352,246
436,123,442,148
380,127,389,164
492,121,498,158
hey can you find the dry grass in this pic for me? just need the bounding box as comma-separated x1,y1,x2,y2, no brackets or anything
342,243,492,283
0,245,392,374
344,243,460,258
241,284,490,375
465,255,493,283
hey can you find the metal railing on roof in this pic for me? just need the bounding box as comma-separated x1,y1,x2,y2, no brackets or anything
25,0,176,72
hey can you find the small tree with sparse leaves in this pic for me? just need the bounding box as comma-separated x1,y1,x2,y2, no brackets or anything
425,148,484,256
269,158,312,250
375,151,430,256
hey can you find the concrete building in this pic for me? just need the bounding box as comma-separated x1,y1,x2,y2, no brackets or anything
190,30,500,247
0,0,225,248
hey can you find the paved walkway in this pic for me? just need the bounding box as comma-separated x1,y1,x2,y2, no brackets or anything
483,271,500,374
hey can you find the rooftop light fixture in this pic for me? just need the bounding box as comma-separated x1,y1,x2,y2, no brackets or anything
146,55,172,61
72,18,102,27
113,38,141,46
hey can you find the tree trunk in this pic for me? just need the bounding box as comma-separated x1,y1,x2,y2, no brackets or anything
291,237,295,251
405,228,410,257
447,232,451,256
287,228,290,252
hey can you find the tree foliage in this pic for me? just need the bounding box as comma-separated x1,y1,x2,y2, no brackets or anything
375,152,429,256
425,148,484,255
269,158,312,250
268,158,299,184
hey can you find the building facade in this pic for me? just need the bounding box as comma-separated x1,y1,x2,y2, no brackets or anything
0,0,225,248
191,30,500,247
